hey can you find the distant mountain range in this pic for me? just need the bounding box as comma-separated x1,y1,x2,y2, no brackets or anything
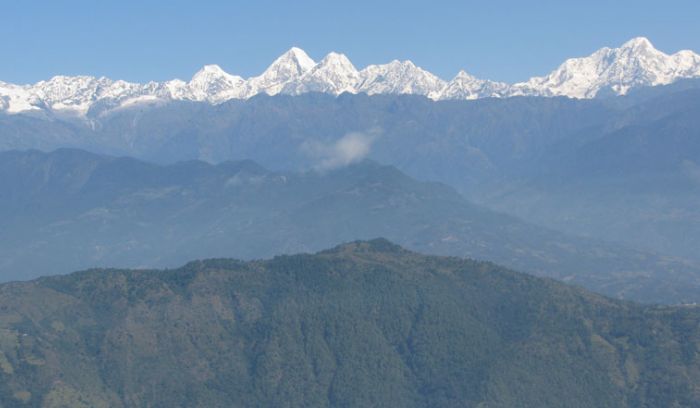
1,37,699,117
1,83,699,270
1,240,699,407
1,148,699,304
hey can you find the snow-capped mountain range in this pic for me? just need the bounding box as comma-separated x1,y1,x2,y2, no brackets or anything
1,37,699,117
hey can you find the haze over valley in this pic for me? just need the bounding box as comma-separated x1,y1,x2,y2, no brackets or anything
2,2,700,405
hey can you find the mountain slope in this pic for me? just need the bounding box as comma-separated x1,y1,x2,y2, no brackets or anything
0,240,699,407
283,52,360,95
2,87,698,266
478,88,700,263
510,37,700,98
245,47,317,96
1,149,699,304
356,60,446,99
440,70,510,100
188,65,246,103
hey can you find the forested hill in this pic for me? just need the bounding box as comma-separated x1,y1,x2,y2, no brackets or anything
0,239,698,407
2,149,700,304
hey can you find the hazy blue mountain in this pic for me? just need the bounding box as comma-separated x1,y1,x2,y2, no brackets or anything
1,240,699,407
1,85,699,263
1,149,699,304
0,92,613,178
479,89,700,260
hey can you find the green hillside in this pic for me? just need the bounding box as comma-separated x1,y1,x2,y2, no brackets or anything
0,240,698,407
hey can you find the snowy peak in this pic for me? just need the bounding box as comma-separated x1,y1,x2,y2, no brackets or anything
29,75,149,115
510,37,700,98
357,60,446,98
189,64,245,102
0,81,42,113
439,70,510,100
190,64,234,82
247,47,317,96
2,38,700,117
620,36,654,51
454,70,477,81
281,47,317,72
316,52,357,75
283,52,359,95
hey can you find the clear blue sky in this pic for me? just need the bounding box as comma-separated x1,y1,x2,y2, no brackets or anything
3,0,700,84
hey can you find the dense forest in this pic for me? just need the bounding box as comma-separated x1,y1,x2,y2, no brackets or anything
0,240,698,407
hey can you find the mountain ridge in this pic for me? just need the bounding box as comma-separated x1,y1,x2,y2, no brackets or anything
2,148,700,304
2,37,699,117
1,239,699,407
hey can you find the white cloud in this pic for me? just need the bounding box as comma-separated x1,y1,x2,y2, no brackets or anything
303,129,380,171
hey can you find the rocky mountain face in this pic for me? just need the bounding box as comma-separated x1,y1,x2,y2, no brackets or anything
1,38,699,117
